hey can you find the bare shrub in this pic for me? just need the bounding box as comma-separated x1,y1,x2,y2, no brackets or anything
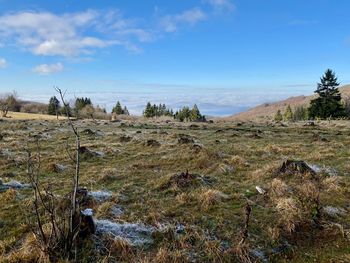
23,88,85,261
21,103,48,114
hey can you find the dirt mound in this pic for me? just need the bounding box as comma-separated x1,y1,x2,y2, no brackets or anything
162,171,212,189
78,147,103,159
119,135,132,143
145,139,161,147
277,160,316,176
177,134,195,144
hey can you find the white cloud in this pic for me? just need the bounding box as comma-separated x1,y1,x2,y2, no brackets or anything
205,0,235,12
0,58,6,68
32,62,64,75
0,5,232,57
0,10,149,56
160,8,207,33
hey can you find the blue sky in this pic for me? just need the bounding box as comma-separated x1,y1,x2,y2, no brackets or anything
0,0,350,115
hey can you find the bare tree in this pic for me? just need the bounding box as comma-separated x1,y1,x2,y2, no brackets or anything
0,91,20,117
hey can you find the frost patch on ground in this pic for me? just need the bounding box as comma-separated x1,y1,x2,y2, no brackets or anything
323,206,347,217
0,179,30,190
95,219,154,247
308,164,338,176
88,190,113,202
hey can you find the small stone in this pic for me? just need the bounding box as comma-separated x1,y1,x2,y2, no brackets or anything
255,186,266,195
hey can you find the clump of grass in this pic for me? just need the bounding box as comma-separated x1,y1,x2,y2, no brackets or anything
276,197,302,234
269,178,290,200
229,155,246,166
102,237,135,262
0,188,17,202
98,167,119,183
198,189,228,210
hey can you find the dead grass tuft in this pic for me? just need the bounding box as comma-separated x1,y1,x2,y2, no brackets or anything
276,197,302,234
199,189,228,210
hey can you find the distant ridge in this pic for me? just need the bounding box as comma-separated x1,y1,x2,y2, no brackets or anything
222,85,350,122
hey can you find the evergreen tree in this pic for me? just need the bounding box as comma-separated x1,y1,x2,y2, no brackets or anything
283,105,293,121
47,96,60,115
112,101,123,115
308,69,344,119
274,109,283,122
75,97,92,116
123,106,130,115
189,104,205,122
143,102,153,117
293,106,308,121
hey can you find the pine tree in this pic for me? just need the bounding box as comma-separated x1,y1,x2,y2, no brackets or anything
283,105,293,121
190,104,205,121
123,106,130,115
143,102,153,117
48,96,60,115
308,69,344,119
112,101,124,115
75,97,92,117
274,109,283,122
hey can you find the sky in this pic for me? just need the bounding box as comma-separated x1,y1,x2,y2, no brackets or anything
0,0,350,116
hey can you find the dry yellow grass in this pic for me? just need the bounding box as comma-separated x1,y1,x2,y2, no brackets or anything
2,111,67,120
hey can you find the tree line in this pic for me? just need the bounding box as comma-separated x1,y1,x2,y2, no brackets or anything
274,69,350,121
0,93,207,122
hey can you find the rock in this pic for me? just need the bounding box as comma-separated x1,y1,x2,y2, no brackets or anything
255,186,266,195
78,147,104,159
119,135,132,143
323,206,347,218
177,134,195,144
80,208,96,237
175,224,185,234
277,160,316,176
95,220,154,247
145,139,161,147
189,124,200,130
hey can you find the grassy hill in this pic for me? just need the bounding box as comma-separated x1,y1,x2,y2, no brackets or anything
223,85,350,122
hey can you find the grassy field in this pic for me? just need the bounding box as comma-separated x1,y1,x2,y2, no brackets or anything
1,111,67,120
0,118,349,262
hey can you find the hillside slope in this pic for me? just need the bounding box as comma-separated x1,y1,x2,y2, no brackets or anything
224,85,350,122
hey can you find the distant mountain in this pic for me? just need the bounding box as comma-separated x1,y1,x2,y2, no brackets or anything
222,85,350,122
